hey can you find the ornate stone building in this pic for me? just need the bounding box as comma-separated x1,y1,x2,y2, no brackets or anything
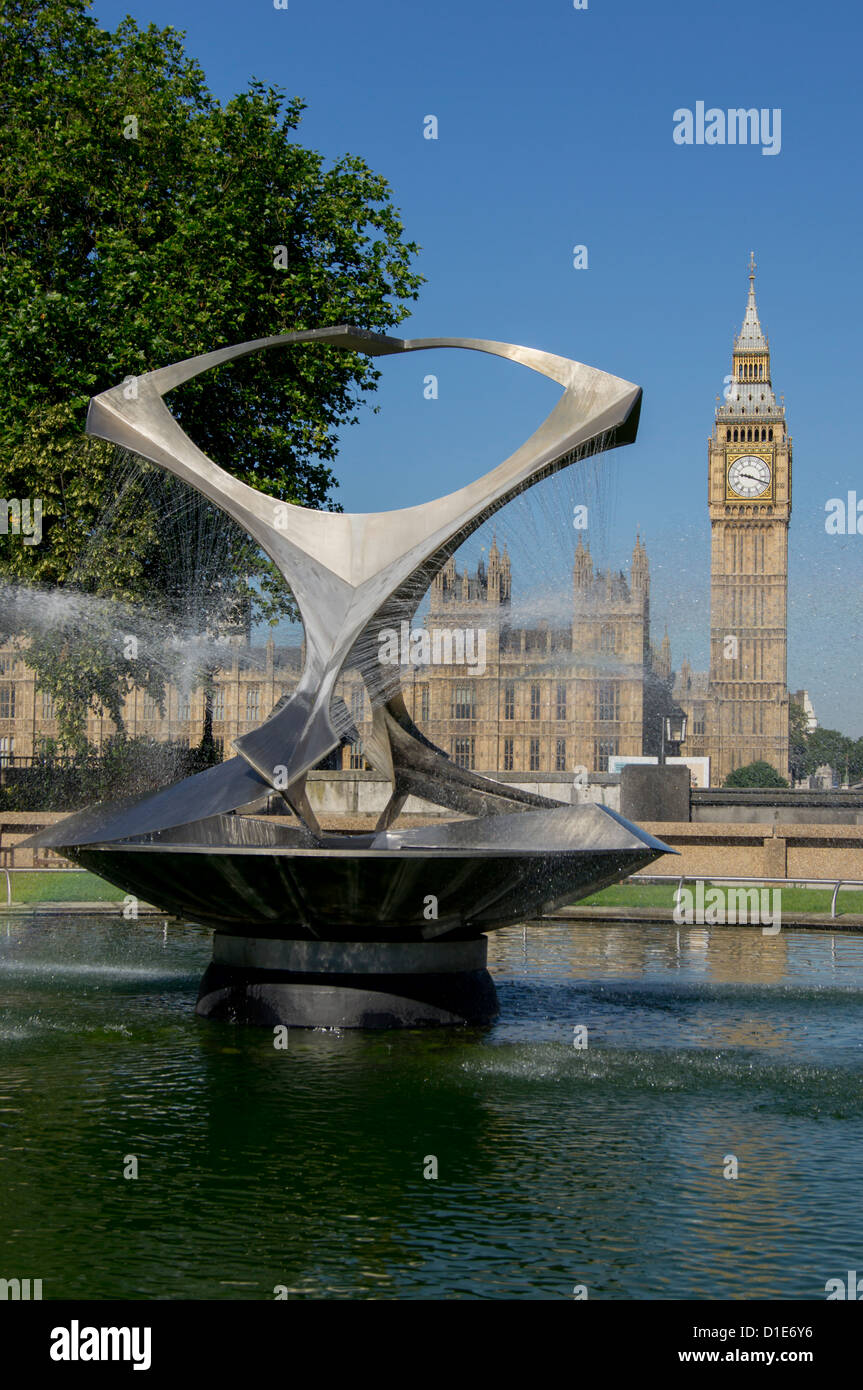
386,532,672,775
0,640,302,766
0,535,674,778
675,257,791,782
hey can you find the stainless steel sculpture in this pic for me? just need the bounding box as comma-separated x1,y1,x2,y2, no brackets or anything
26,328,672,1027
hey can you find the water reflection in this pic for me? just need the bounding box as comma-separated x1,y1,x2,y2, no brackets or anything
1,915,862,1298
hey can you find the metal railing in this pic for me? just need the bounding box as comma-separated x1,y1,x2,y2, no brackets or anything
2,865,86,907
629,874,863,920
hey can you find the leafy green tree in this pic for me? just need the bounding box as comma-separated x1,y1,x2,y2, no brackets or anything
804,728,854,784
724,761,789,788
0,0,422,747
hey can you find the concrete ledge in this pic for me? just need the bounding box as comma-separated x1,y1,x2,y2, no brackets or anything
631,822,863,881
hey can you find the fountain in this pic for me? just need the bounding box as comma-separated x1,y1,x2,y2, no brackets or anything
25,328,672,1027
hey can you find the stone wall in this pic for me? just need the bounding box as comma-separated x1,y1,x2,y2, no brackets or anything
634,822,863,884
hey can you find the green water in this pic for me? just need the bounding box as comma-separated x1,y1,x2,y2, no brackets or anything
2,915,863,1300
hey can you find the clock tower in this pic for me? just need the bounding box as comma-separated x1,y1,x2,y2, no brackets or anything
705,254,791,782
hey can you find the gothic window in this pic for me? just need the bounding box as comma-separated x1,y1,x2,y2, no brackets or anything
453,736,475,769
555,737,567,771
692,706,706,736
529,737,541,771
597,681,619,721
530,683,541,720
503,682,515,720
41,690,54,719
0,686,14,720
594,737,619,772
452,683,475,720
212,687,225,721
245,686,260,721
348,741,365,770
178,692,191,721
0,735,14,765
768,427,773,441
726,428,731,441
733,428,738,441
600,624,616,653
556,682,567,721
419,684,430,722
503,737,514,771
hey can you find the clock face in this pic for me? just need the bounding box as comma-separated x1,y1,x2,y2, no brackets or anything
727,454,771,498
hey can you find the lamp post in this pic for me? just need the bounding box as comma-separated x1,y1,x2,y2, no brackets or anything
660,706,688,765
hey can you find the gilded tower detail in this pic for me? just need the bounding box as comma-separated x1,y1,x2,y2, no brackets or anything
677,255,791,782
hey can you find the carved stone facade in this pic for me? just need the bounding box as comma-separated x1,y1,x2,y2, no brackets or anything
1,537,674,778
0,642,302,764
357,533,673,775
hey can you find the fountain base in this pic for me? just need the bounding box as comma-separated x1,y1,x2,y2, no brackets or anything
195,934,498,1029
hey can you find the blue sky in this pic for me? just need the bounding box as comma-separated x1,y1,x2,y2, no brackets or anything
92,0,863,732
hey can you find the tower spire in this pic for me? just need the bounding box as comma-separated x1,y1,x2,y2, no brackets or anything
573,532,592,590
736,251,768,353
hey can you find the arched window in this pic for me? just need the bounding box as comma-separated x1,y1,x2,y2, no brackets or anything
726,428,731,441
732,428,738,441
768,427,773,441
